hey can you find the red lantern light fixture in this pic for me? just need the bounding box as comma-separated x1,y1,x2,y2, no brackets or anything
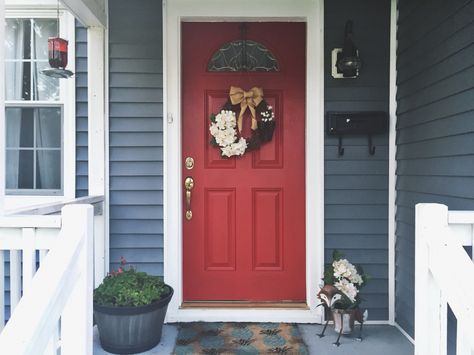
41,1,74,78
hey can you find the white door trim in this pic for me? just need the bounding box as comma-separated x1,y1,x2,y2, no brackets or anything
163,0,325,323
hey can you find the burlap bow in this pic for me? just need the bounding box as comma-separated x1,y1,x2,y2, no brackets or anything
229,86,263,133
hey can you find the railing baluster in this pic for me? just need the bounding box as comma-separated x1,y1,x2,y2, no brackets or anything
0,250,4,332
9,250,21,312
22,228,36,294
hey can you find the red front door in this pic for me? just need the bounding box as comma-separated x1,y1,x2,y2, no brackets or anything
182,22,306,302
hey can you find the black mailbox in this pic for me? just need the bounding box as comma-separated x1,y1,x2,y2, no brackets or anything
326,111,389,156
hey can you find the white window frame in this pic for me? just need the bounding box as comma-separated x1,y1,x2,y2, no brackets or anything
4,4,76,210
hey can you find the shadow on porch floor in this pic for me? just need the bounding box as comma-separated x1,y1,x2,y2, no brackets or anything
93,324,413,354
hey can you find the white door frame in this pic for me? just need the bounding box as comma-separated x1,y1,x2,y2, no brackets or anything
163,0,325,323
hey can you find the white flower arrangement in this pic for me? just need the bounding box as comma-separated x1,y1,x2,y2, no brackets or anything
322,250,368,308
334,278,358,303
209,110,248,157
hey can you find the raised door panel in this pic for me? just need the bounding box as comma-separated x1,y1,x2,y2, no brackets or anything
252,188,283,270
204,188,236,270
252,92,283,168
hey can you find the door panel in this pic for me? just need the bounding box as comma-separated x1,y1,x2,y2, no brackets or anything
182,22,306,302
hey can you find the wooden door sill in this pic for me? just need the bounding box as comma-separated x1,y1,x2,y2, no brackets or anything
180,301,308,309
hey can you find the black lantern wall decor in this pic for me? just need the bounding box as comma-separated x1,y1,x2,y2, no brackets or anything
41,0,74,79
331,20,362,79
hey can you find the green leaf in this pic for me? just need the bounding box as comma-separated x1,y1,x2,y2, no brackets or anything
210,113,216,123
332,249,344,261
210,137,217,145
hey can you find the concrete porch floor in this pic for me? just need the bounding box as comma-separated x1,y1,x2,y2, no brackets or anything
93,323,414,354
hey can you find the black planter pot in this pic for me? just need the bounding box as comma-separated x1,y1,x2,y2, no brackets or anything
94,285,173,354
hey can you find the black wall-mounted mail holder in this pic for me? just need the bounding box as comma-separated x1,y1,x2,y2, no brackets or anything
326,111,389,156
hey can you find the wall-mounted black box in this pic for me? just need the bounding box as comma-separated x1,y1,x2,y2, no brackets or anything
326,111,389,156
326,111,389,136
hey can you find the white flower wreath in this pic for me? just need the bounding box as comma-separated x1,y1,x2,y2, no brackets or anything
209,110,248,157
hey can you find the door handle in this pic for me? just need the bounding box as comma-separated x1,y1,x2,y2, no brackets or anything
184,176,194,220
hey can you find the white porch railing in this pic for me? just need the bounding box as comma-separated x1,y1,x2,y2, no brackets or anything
415,203,474,355
0,197,104,354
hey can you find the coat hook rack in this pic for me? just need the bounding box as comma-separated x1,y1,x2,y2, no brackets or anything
326,111,388,157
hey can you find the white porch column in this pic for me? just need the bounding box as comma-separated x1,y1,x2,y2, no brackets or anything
62,0,109,285
87,26,107,286
0,0,5,215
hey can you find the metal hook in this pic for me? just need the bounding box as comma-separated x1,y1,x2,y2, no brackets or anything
368,135,376,155
338,136,345,156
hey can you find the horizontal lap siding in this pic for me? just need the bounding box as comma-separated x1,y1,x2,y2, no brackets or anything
395,0,474,346
76,22,88,197
109,0,163,275
325,0,390,320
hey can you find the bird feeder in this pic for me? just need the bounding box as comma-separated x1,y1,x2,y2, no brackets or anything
41,37,74,78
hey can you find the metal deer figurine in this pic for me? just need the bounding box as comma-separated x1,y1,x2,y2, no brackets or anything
316,285,368,347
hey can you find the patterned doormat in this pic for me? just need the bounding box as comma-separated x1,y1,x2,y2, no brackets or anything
173,322,309,354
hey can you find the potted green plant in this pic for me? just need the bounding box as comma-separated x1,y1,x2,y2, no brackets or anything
93,257,173,354
317,250,368,345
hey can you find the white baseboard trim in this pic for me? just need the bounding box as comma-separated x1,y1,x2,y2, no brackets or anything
395,322,415,344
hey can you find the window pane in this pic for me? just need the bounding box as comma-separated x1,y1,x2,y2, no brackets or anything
32,19,57,60
34,62,60,101
5,19,31,60
6,150,34,189
6,108,34,148
36,150,61,189
36,108,61,148
5,61,31,100
6,18,59,102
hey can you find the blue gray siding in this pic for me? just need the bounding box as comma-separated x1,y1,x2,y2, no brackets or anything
109,0,164,275
395,0,474,341
324,0,390,320
76,22,88,197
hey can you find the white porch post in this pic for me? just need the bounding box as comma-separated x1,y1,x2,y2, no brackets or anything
61,0,109,285
87,26,107,286
0,0,5,215
415,204,448,355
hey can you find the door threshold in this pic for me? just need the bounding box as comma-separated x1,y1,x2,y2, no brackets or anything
181,301,309,309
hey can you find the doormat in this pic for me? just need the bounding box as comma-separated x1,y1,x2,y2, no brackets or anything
173,322,309,354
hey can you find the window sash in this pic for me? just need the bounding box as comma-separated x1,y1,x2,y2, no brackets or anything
5,18,60,102
5,105,63,195
4,8,76,202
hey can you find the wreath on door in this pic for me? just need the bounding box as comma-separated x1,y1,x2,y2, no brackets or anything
209,86,275,157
